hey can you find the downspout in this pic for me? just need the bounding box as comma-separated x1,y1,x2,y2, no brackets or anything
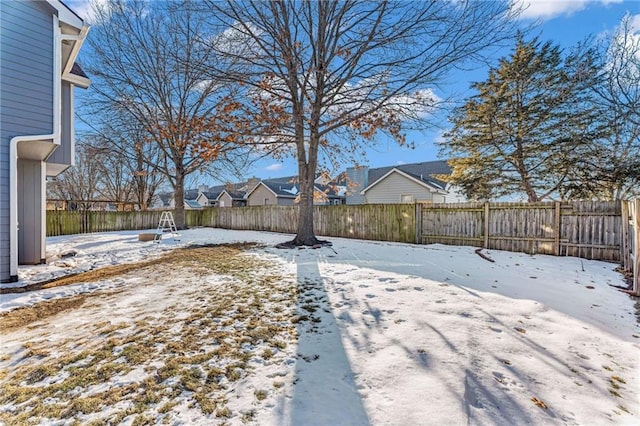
7,17,87,281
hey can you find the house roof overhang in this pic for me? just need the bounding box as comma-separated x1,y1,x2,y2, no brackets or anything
48,1,91,89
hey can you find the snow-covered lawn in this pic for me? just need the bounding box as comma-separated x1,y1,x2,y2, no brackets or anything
1,228,638,425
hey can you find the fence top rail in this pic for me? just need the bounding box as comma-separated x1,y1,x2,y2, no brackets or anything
421,200,622,210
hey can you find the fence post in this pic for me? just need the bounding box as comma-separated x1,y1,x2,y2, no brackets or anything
415,203,422,244
483,202,490,248
634,199,640,296
554,201,561,256
621,200,630,270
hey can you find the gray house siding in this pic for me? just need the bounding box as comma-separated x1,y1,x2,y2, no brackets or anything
346,166,368,205
17,160,45,264
0,1,54,136
247,185,278,206
0,0,55,281
218,192,233,208
364,172,437,204
47,81,73,167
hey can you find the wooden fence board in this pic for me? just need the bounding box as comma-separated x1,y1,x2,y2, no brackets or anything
418,201,623,261
46,201,630,266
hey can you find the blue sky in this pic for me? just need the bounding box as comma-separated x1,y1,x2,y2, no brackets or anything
68,0,639,184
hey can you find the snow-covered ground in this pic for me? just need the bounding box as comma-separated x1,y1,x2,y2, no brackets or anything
1,228,639,425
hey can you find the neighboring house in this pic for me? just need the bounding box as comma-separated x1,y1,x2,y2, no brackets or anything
217,189,247,208
150,193,173,210
1,0,89,282
314,183,346,205
195,191,221,207
362,168,448,204
346,160,466,205
184,200,203,210
168,189,199,209
245,180,346,206
246,181,298,206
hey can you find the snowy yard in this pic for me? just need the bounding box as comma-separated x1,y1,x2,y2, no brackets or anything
1,228,638,425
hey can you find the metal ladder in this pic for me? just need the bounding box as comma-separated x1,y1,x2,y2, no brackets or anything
155,211,180,242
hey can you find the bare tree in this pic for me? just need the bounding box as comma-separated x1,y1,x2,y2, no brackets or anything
83,0,250,227
84,119,168,210
48,142,103,211
582,14,640,200
204,0,520,246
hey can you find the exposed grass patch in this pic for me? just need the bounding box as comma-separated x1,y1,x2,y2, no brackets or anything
0,243,297,425
0,296,88,333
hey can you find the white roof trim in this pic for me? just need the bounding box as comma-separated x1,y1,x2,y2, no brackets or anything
62,73,91,89
47,0,85,29
361,168,447,195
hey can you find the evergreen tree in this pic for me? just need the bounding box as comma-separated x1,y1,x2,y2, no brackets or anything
441,34,601,202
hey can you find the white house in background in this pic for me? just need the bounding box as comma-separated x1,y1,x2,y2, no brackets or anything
1,0,90,283
346,160,466,205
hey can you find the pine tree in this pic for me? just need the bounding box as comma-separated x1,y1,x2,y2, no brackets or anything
441,34,601,202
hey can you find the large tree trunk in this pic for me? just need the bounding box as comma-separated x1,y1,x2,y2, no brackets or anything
279,129,330,248
292,162,320,245
174,172,186,229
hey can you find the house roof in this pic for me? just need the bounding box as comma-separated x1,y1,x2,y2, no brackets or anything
157,193,172,206
49,0,85,28
366,160,451,190
262,181,299,198
217,189,246,200
70,62,88,78
199,191,222,200
245,180,298,199
184,189,199,201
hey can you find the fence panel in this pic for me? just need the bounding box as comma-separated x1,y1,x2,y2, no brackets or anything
46,201,628,265
417,201,622,261
46,210,165,236
560,201,621,261
419,202,484,247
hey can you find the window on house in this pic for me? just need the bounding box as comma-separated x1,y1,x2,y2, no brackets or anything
265,198,270,205
220,200,225,207
400,194,415,204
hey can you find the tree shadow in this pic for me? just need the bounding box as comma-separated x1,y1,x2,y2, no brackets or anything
275,251,370,426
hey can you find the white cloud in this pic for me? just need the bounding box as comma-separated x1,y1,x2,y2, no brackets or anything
214,21,263,58
630,13,640,33
265,163,283,172
512,0,622,21
65,0,110,24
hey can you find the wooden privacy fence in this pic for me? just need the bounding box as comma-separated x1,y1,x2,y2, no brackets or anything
47,210,167,236
417,200,638,295
186,204,416,243
621,200,639,295
418,201,622,260
46,200,637,294
47,204,416,243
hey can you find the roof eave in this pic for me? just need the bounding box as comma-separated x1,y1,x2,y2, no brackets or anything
47,0,85,29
